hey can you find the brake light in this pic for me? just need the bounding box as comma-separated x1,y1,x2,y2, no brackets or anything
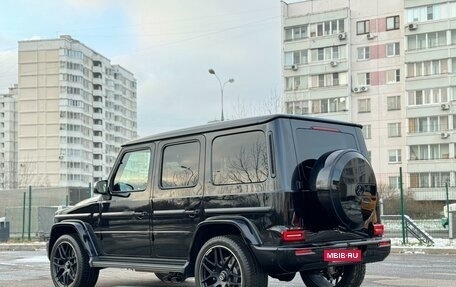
282,229,305,242
311,126,340,133
373,224,385,237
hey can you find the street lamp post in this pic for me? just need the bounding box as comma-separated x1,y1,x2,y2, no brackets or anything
208,69,234,121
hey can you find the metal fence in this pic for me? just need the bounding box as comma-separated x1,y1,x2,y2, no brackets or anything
0,186,91,239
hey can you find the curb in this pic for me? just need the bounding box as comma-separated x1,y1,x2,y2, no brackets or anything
391,246,456,255
0,243,46,251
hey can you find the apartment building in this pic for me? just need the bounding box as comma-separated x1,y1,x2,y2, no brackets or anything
17,35,137,188
282,0,456,201
0,84,18,189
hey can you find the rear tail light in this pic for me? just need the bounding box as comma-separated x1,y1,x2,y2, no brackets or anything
373,224,385,237
282,228,305,242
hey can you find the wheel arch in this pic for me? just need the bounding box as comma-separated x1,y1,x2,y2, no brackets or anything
185,216,262,277
47,221,100,260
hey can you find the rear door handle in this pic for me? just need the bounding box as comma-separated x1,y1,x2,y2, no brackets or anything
134,211,149,220
184,209,200,218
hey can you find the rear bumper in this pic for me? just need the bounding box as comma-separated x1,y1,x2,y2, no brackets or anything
251,237,390,274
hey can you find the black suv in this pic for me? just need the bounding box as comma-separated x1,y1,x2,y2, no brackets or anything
48,115,390,287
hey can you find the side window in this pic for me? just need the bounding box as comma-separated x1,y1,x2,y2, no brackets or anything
212,131,268,185
161,142,200,189
113,149,151,192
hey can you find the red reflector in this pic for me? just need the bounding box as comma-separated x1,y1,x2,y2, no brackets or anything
282,229,305,242
378,241,391,248
295,248,314,256
373,224,385,237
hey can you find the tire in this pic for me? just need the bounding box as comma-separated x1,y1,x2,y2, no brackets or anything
155,272,186,283
50,234,99,287
195,235,268,287
300,264,366,287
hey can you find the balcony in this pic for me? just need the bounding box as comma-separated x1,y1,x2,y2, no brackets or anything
93,101,103,109
93,89,103,97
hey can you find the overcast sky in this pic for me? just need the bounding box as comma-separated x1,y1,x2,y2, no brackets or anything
0,0,287,136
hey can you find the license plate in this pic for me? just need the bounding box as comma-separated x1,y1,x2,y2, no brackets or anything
323,249,362,263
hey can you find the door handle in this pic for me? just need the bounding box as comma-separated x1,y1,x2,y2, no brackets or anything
134,211,148,220
184,209,200,218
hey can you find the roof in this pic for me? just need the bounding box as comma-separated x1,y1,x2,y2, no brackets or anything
124,114,362,146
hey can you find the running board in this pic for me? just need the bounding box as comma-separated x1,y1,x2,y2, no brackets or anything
90,256,188,273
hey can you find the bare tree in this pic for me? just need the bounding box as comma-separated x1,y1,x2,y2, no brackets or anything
230,88,282,119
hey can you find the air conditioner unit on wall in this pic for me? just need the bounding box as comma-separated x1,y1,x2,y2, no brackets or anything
408,23,418,30
330,61,338,67
353,86,368,93
291,64,298,71
441,103,450,110
338,32,347,40
441,132,450,139
367,33,376,40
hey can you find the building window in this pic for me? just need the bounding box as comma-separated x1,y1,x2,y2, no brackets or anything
427,5,433,20
386,42,400,57
310,46,344,62
310,19,345,38
387,95,401,111
357,72,370,85
409,116,448,133
387,122,401,137
358,98,371,113
388,149,402,163
406,4,445,23
407,31,446,51
284,50,308,66
311,72,347,88
386,15,400,30
357,20,370,35
362,124,372,139
386,69,400,83
410,172,450,188
286,101,309,115
284,24,308,41
389,176,400,190
311,97,346,114
285,76,308,91
408,88,448,105
357,47,370,60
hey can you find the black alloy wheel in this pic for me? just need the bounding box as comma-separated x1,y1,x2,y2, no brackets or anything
300,264,366,287
50,234,99,287
195,235,267,287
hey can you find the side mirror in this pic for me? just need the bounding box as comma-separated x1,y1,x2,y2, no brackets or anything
93,180,108,195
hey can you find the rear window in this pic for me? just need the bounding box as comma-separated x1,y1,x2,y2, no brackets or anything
295,128,358,163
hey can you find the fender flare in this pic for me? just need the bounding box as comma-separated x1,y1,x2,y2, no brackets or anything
184,215,263,276
47,220,100,259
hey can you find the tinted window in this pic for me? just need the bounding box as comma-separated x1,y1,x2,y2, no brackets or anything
113,149,151,192
161,142,200,188
295,128,357,163
212,131,268,185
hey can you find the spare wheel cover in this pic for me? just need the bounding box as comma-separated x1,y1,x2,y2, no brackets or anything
311,149,377,230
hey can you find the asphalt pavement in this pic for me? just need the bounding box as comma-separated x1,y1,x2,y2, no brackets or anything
0,249,455,287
